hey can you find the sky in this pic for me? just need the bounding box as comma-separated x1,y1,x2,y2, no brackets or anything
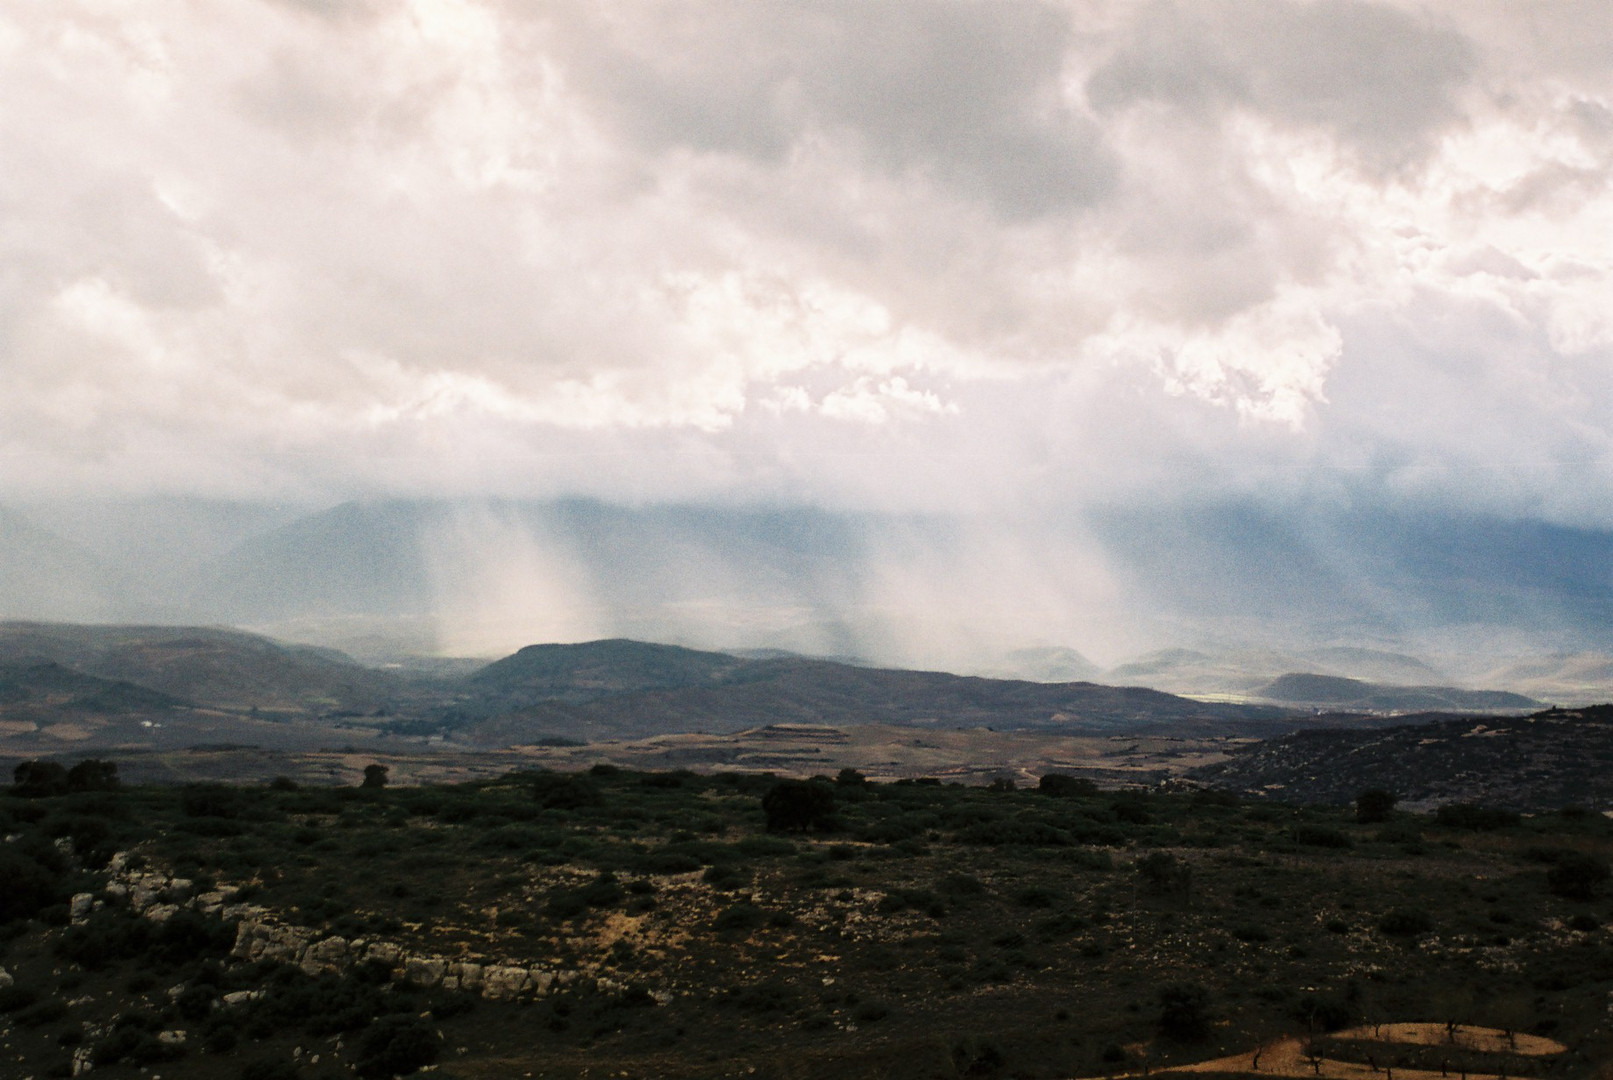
3,1,1613,673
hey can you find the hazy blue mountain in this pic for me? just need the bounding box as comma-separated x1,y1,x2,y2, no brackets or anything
0,507,119,621
1255,672,1538,713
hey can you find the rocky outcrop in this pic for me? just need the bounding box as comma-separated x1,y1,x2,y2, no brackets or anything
97,850,616,1005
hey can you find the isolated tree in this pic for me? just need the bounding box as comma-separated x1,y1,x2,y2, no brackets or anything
1355,788,1398,823
361,763,390,789
835,767,866,787
761,779,836,832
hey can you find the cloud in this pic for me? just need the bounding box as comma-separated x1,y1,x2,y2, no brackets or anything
0,0,1609,543
1087,0,1476,174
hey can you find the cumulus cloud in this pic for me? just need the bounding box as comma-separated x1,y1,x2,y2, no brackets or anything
0,0,1609,535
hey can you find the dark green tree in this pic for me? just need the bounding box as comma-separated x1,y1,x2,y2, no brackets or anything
361,764,390,789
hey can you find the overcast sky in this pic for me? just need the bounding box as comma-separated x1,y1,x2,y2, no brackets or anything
5,2,1613,670
3,0,1609,521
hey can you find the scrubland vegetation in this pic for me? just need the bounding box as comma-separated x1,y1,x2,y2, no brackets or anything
1,761,1610,1079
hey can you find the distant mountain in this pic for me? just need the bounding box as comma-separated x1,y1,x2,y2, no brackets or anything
1103,646,1453,699
0,661,188,715
0,508,119,622
1301,647,1442,684
189,501,440,622
1255,672,1539,713
467,639,753,704
447,640,1295,744
986,646,1103,683
1193,705,1613,810
0,622,407,715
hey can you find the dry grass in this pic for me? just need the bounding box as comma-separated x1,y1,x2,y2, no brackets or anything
1131,1024,1566,1080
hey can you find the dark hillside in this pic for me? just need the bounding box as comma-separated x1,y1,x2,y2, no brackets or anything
0,662,188,714
456,650,1295,743
467,639,753,703
1193,705,1613,809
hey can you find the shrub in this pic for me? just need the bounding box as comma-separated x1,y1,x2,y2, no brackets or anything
1377,908,1434,936
1014,886,1059,909
1039,774,1098,799
180,784,242,819
0,986,40,1013
12,761,69,797
713,904,767,934
354,1016,440,1078
1547,853,1610,901
1294,825,1351,849
1113,800,1152,825
1293,993,1352,1032
1435,803,1519,830
762,780,836,833
1355,789,1397,823
66,759,120,792
16,998,69,1027
1137,852,1191,901
1158,983,1211,1041
0,847,63,924
531,774,602,811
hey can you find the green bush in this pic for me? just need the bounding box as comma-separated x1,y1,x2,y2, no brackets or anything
355,1016,440,1078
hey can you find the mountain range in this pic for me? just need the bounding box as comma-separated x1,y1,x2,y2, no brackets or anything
4,497,1613,703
